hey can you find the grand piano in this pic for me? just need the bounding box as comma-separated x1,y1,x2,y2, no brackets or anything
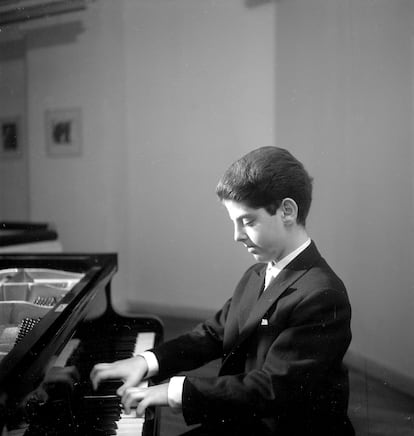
0,222,62,253
0,253,163,435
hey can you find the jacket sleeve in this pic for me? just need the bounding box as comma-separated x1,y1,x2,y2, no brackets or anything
151,264,260,380
180,286,352,426
151,297,232,381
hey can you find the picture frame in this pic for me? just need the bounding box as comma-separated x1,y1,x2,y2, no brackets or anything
0,116,21,158
45,107,82,157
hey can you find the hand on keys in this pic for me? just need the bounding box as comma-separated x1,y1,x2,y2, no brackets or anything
90,355,148,395
90,356,169,415
121,383,169,416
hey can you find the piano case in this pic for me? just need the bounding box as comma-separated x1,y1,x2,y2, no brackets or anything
0,222,62,253
0,253,163,436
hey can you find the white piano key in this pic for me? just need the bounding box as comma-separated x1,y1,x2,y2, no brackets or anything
116,411,144,435
133,331,155,355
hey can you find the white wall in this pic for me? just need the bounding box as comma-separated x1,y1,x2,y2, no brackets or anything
122,0,276,314
275,0,414,387
0,39,29,220
25,3,127,259
0,0,276,312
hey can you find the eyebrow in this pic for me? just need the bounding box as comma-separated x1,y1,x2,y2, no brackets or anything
235,213,256,221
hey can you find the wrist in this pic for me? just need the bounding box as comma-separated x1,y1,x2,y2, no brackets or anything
138,351,159,378
135,355,149,378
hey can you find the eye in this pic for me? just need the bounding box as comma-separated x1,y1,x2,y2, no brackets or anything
242,219,255,227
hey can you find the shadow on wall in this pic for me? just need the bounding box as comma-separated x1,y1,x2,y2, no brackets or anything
1,21,85,52
245,0,277,8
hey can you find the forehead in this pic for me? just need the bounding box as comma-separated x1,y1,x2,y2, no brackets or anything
222,199,263,221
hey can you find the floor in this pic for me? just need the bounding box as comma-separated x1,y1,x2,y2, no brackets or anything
155,314,414,436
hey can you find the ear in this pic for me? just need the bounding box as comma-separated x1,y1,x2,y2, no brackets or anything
280,198,298,224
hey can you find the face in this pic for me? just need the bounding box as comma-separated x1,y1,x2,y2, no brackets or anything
223,199,289,263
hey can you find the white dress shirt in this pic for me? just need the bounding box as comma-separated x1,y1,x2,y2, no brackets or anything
141,238,311,409
264,238,311,289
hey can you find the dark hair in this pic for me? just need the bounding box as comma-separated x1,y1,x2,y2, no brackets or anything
215,146,313,226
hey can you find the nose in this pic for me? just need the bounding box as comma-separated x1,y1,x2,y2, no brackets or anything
233,222,246,242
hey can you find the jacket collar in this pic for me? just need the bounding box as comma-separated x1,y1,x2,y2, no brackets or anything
237,241,322,345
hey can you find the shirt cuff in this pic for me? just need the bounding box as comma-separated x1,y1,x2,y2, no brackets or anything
138,351,159,378
167,376,185,409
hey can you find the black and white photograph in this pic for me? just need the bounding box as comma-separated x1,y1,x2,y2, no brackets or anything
45,107,82,157
0,1,413,436
0,117,21,158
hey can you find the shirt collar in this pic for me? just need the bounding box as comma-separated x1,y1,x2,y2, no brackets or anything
268,238,311,272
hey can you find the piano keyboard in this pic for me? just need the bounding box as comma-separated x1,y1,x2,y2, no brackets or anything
23,321,158,436
71,329,155,436
111,332,156,436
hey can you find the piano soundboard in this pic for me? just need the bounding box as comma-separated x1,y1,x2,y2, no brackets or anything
0,253,163,436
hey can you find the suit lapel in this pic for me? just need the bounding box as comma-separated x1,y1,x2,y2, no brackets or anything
238,266,266,331
234,242,321,351
238,268,306,342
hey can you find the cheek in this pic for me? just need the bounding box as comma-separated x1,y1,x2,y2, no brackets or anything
245,227,259,241
247,228,267,246
256,229,278,249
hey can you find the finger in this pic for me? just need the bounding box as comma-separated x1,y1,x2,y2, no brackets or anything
136,399,148,417
90,363,112,377
116,383,128,397
122,387,144,413
91,367,119,390
90,363,111,385
116,377,141,397
122,387,146,414
91,371,108,390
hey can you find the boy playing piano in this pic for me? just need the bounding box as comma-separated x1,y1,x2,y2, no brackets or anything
91,147,354,436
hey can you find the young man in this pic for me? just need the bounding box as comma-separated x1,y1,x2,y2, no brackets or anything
91,147,354,436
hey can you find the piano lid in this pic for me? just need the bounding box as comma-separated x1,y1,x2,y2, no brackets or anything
0,222,59,248
0,253,117,408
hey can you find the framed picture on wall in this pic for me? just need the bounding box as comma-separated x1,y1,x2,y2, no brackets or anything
0,116,21,158
45,107,82,157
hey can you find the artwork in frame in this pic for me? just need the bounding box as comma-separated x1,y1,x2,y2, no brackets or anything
45,107,82,157
0,116,21,158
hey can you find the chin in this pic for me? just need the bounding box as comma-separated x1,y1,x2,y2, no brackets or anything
252,253,269,263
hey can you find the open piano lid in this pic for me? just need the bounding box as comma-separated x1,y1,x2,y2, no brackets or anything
0,253,118,422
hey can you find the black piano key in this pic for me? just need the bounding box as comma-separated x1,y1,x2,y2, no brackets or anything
21,315,160,436
68,325,151,434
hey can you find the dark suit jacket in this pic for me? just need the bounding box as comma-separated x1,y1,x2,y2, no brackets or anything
153,242,354,436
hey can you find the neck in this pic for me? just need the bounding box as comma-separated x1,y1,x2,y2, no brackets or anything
295,226,309,246
283,226,309,258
